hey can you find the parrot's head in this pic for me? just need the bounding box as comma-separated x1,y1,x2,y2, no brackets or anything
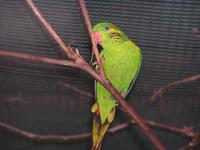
93,22,128,47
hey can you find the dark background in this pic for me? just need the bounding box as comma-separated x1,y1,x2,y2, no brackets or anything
0,0,200,150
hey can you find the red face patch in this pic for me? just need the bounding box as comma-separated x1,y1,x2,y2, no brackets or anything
93,32,102,44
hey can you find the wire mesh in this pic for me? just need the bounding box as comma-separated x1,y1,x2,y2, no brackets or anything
0,0,199,150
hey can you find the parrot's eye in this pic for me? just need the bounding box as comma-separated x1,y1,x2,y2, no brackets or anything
104,26,110,31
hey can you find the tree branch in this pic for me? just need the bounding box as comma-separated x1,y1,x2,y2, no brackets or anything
179,134,200,150
0,50,80,69
1,118,199,144
58,81,94,98
0,121,130,142
25,0,101,89
0,121,90,142
26,0,75,59
150,74,200,102
79,0,106,78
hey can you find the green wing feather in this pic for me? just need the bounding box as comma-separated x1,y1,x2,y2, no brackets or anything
96,40,142,124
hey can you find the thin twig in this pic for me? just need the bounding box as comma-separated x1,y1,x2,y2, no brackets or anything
150,74,200,102
26,0,97,77
1,118,199,143
58,81,94,98
142,120,196,138
0,50,80,69
26,0,75,59
179,134,200,150
25,0,101,88
0,121,90,142
0,121,128,142
79,0,106,79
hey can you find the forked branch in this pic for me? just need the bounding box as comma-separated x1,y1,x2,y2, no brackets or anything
26,0,166,149
150,74,200,102
1,118,199,144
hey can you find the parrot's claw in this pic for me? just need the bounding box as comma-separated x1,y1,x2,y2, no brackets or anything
90,55,104,67
92,61,98,66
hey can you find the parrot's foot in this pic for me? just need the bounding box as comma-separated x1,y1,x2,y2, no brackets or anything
91,61,98,66
90,56,105,67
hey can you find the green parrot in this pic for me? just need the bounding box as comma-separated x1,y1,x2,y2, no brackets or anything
91,22,142,150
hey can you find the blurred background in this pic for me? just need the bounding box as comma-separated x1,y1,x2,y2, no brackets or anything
0,0,199,150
